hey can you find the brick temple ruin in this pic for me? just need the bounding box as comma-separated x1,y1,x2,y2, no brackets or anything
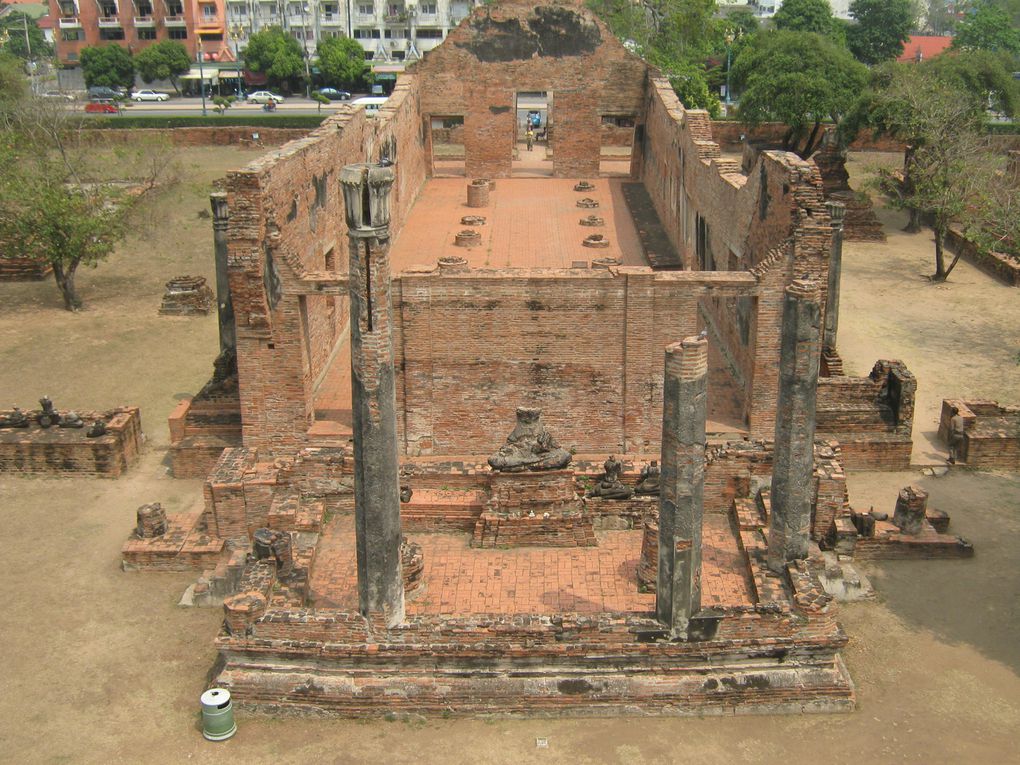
123,0,983,715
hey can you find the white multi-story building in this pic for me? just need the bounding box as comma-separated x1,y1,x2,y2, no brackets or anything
223,0,481,67
748,0,853,20
349,0,480,63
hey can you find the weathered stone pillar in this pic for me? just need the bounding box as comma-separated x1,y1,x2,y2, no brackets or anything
892,485,928,536
656,334,707,638
341,162,404,627
768,279,822,573
823,201,846,352
209,191,235,355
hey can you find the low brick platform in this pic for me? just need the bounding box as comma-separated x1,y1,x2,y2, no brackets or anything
121,512,226,571
938,399,1020,471
0,406,142,477
0,256,52,281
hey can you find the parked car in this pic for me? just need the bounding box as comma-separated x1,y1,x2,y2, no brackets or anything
87,86,123,101
42,90,75,101
351,96,387,116
131,89,170,102
84,101,119,114
247,91,284,104
316,87,351,101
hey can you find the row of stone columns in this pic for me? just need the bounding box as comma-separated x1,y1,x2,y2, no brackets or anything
655,278,823,636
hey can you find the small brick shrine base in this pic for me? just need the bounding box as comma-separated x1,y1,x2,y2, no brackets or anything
0,407,143,477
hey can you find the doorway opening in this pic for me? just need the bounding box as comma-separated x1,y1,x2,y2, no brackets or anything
599,114,637,177
512,91,553,178
430,115,466,177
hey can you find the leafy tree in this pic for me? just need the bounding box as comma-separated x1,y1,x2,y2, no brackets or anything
0,52,27,111
0,85,174,309
862,65,997,280
312,91,329,112
731,31,868,158
952,1,1020,55
134,40,191,94
926,49,1020,116
80,44,135,90
588,0,722,113
773,0,844,42
846,0,916,64
723,7,760,40
242,26,304,89
316,36,366,88
923,0,957,35
212,94,236,114
0,12,53,60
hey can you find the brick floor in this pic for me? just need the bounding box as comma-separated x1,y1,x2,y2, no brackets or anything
308,513,753,615
388,177,647,271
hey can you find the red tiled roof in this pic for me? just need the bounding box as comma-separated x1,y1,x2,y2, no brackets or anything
898,35,953,63
36,14,53,28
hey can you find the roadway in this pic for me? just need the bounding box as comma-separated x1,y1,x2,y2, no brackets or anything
80,95,372,117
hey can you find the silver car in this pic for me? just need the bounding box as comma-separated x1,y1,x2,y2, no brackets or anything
247,91,284,104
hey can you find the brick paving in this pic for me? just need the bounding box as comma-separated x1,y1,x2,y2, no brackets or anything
388,177,647,271
309,513,752,615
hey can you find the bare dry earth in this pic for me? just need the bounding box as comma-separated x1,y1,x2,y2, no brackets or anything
0,147,1017,765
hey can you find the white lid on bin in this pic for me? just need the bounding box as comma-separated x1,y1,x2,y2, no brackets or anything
201,688,232,707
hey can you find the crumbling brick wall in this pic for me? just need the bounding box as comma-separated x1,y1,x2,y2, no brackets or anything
226,77,427,453
413,1,648,178
392,266,756,455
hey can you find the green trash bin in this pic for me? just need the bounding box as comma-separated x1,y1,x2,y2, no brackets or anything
200,688,237,741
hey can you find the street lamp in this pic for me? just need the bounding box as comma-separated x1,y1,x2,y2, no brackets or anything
724,28,742,115
197,37,207,115
300,2,312,98
229,22,244,96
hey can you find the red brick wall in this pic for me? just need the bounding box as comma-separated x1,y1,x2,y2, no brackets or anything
392,267,756,456
226,78,428,453
413,2,648,178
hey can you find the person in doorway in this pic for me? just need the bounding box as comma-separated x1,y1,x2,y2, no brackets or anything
526,127,535,151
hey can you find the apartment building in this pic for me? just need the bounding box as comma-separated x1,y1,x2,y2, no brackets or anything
222,0,480,66
748,0,852,19
50,0,231,67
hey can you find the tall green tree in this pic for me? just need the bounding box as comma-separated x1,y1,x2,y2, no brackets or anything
80,44,135,90
0,93,126,309
242,26,304,89
316,36,366,88
731,31,868,158
0,12,52,60
847,0,917,64
773,0,844,42
588,0,723,113
134,40,191,94
927,49,1020,116
856,65,998,280
952,1,1020,55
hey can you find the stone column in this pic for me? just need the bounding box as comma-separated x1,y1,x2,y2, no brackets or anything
209,192,236,356
341,163,404,627
823,201,846,352
768,279,822,573
656,334,708,638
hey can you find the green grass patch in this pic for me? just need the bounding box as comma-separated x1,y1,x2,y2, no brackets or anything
84,114,328,130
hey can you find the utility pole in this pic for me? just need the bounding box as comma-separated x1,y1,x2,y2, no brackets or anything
198,38,207,115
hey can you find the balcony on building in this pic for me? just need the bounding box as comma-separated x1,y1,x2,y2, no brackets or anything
163,0,186,24
97,0,123,26
383,1,405,23
133,0,155,25
57,0,82,25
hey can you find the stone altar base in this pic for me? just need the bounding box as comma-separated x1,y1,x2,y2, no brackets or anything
472,470,596,548
213,608,854,716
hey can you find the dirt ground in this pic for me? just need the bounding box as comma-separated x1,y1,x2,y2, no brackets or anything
1,147,1019,765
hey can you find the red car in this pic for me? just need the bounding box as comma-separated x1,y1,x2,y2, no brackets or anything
84,101,119,114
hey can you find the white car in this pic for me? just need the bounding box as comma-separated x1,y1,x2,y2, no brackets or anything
247,91,284,104
132,89,169,102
